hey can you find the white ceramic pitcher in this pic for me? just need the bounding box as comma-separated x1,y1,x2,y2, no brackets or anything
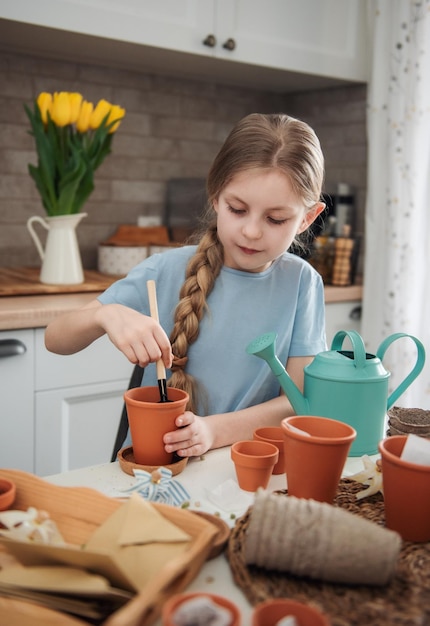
27,213,87,285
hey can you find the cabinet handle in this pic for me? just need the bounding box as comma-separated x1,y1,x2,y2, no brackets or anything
349,305,362,321
0,339,27,358
203,34,217,48
222,38,236,51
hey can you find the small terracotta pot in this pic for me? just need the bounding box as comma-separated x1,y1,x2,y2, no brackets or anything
253,426,285,474
162,592,241,626
0,478,16,511
252,598,329,626
124,386,189,466
231,440,279,492
379,435,430,542
281,415,356,503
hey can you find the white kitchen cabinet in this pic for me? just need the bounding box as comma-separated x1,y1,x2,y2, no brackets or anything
34,380,128,476
0,0,369,88
34,329,133,475
0,0,212,57
0,327,133,476
34,329,132,391
325,300,362,346
0,329,35,473
212,0,369,82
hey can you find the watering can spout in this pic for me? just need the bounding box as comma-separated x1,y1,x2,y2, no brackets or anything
246,332,309,415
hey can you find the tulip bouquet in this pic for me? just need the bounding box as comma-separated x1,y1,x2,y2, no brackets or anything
25,92,125,216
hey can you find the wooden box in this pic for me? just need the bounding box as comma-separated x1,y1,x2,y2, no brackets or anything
0,469,217,626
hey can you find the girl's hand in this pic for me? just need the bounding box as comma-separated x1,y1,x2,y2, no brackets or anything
95,303,172,368
163,412,214,458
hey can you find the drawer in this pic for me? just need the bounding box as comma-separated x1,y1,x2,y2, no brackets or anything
35,328,133,390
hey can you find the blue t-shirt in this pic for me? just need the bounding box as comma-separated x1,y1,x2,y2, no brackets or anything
98,246,327,417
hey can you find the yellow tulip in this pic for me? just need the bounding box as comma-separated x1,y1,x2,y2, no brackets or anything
90,99,112,130
50,92,73,127
36,92,52,124
107,105,126,133
26,89,125,216
69,93,83,124
76,101,94,133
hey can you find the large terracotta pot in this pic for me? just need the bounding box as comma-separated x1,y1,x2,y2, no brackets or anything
281,415,356,503
379,435,430,542
124,386,189,466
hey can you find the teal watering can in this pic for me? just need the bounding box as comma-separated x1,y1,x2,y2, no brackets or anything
246,330,426,456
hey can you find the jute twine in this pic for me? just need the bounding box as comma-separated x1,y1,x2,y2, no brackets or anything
227,480,430,626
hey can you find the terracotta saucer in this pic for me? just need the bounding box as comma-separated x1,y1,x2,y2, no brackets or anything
117,446,188,477
191,511,231,559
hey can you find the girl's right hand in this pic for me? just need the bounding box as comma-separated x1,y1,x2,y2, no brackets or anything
95,303,173,368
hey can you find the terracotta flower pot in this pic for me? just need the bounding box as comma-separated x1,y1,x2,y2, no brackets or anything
0,478,16,511
124,386,188,466
162,592,241,626
379,435,430,542
252,598,329,626
253,426,285,474
231,440,279,492
281,415,356,503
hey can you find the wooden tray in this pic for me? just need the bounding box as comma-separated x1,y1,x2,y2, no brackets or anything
191,511,230,560
0,469,217,626
0,597,90,626
0,267,117,296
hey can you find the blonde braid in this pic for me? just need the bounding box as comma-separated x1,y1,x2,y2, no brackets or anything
168,222,223,413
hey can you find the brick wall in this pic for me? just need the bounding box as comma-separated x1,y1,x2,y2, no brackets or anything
0,50,366,270
286,86,368,238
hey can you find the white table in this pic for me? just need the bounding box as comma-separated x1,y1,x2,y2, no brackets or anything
46,448,373,624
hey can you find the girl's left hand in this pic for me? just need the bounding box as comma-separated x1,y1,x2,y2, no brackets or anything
163,412,213,458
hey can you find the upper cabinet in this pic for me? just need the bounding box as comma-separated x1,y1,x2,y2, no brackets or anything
210,0,369,82
0,0,370,90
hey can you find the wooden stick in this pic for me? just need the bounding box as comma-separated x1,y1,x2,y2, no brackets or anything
146,280,169,402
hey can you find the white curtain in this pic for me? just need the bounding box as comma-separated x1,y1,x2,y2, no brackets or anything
362,0,430,408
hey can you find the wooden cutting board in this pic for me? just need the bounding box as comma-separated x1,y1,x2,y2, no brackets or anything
0,267,118,296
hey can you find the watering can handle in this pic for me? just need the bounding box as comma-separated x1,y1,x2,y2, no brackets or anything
330,330,367,369
26,216,49,261
376,333,426,409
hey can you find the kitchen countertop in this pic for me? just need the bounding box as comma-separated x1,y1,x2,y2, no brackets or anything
0,292,102,330
0,271,363,331
324,283,362,303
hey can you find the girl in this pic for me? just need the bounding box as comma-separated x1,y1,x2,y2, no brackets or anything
45,113,327,458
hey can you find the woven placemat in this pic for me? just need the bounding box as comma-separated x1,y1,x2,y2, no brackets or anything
227,480,430,626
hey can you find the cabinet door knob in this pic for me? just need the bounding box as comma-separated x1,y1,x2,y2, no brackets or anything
222,38,236,51
203,34,217,47
0,339,26,358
